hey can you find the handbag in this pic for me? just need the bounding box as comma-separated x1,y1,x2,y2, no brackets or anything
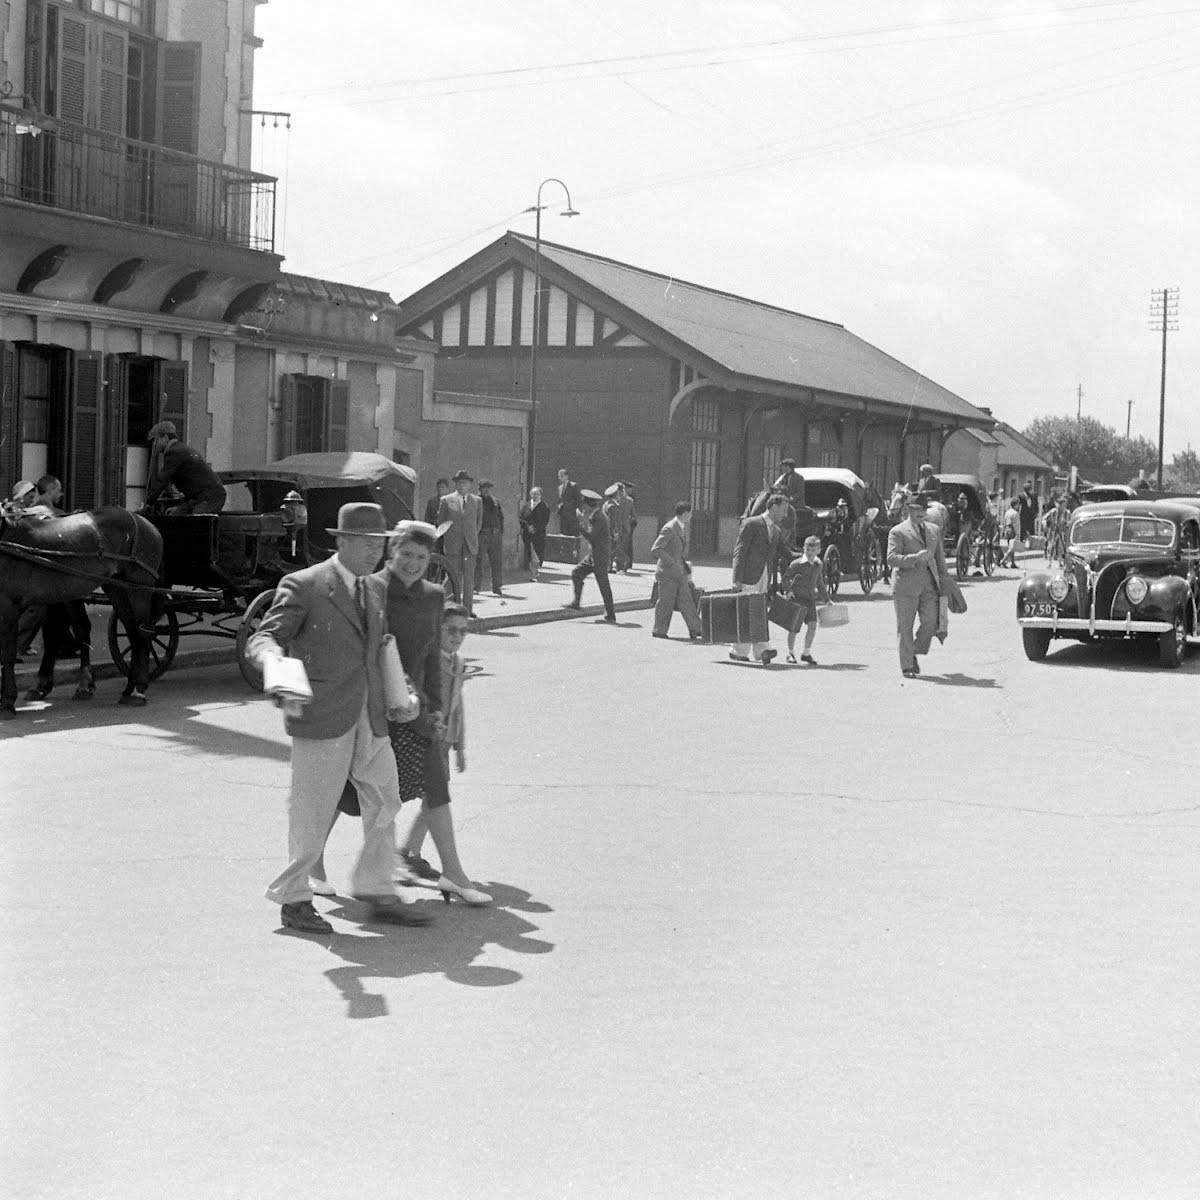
817,603,849,628
380,634,419,722
767,594,805,632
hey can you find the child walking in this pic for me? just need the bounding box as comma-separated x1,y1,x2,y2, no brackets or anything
781,535,831,664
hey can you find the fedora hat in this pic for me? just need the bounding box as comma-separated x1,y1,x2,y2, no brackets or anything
451,469,474,482
905,493,929,509
325,502,390,538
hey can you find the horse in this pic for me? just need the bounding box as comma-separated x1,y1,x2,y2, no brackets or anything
0,507,163,719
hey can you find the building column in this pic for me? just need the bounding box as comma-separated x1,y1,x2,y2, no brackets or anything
208,339,236,469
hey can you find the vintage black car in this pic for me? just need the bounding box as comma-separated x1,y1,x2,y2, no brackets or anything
1017,499,1200,668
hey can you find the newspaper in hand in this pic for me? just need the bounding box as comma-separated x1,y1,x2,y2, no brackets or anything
262,655,312,717
380,633,420,722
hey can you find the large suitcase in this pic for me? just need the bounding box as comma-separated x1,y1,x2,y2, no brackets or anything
700,589,769,645
767,594,805,633
542,533,581,564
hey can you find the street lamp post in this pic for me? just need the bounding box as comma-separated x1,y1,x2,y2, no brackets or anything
524,178,579,495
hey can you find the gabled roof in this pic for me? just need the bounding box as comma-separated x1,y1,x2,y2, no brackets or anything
994,422,1054,471
395,233,992,428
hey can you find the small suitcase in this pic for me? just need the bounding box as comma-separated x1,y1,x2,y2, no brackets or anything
700,589,769,645
767,594,805,633
818,603,849,628
542,533,581,564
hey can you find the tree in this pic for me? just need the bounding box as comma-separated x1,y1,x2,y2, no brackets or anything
1023,415,1157,483
1165,449,1200,491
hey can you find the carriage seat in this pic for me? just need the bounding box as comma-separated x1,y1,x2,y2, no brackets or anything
218,512,286,539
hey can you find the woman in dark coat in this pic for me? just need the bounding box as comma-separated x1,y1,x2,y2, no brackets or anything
383,521,490,905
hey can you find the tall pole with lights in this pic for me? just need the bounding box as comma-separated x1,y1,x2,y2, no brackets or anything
1149,287,1179,491
524,178,579,495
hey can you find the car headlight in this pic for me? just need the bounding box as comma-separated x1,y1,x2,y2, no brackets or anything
1125,575,1149,605
1048,575,1070,602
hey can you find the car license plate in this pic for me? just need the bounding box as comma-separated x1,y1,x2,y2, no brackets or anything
1023,602,1056,618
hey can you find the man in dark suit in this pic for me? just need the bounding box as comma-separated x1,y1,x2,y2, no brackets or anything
474,479,505,595
249,502,430,933
518,485,550,579
145,421,226,514
423,477,450,527
887,492,950,677
563,490,616,622
730,492,788,663
556,468,583,536
437,469,483,617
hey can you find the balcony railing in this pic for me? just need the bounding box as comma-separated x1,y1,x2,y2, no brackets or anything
0,104,276,253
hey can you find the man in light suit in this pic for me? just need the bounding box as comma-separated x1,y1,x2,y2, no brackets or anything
438,468,483,617
650,500,702,640
730,492,787,664
887,492,950,678
249,503,430,934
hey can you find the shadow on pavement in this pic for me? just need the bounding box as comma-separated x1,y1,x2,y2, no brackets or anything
918,672,1000,688
313,883,555,1019
1040,641,1200,674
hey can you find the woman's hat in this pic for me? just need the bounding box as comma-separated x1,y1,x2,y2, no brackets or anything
580,489,602,504
11,480,36,502
604,483,620,497
389,519,439,543
325,502,390,538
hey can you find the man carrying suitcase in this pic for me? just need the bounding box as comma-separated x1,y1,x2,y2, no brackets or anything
730,492,788,664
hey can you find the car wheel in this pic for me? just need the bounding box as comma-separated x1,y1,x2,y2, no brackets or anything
1158,612,1186,668
1022,628,1051,661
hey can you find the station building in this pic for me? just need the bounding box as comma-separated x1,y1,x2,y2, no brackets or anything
395,233,996,556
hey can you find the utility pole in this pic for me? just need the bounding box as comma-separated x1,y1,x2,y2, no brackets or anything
1149,287,1180,491
1126,399,1133,440
1076,383,1083,425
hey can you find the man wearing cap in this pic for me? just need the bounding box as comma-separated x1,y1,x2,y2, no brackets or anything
604,483,631,572
563,490,616,622
887,492,950,678
145,421,226,514
437,469,482,617
248,502,429,934
474,479,505,596
619,482,637,571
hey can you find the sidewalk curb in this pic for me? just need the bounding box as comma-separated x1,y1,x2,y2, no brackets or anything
14,596,656,689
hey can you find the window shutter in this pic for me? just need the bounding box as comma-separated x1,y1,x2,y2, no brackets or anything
278,374,296,458
327,380,349,452
96,27,128,135
157,42,201,154
55,10,90,125
68,351,103,510
153,360,189,443
102,354,129,507
25,0,46,110
0,342,21,494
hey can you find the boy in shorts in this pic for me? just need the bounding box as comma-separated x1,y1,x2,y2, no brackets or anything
781,535,831,664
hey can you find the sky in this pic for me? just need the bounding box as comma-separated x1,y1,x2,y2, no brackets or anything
251,0,1200,458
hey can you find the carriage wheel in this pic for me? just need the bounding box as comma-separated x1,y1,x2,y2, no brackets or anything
426,553,460,601
983,538,996,577
955,533,971,581
236,589,276,692
107,607,179,682
858,534,881,595
823,546,842,598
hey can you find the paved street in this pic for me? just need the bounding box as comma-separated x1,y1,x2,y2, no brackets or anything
2,570,1198,1200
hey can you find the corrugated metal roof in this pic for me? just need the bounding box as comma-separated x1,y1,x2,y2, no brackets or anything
519,235,988,424
993,422,1054,470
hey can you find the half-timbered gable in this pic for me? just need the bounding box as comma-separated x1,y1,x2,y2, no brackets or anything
396,232,993,556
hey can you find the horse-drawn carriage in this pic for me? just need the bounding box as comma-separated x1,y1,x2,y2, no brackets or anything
925,473,993,580
108,452,458,691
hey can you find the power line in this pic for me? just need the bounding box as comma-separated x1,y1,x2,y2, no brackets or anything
277,3,1195,109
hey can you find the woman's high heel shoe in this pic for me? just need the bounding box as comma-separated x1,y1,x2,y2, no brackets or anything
786,652,798,664
437,876,492,906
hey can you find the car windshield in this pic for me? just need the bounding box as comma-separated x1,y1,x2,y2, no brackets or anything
1069,514,1175,548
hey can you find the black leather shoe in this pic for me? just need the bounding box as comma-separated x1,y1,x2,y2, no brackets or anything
760,648,778,665
358,896,432,927
652,632,669,639
561,601,581,610
728,651,751,662
398,850,439,882
281,901,332,934
602,614,617,624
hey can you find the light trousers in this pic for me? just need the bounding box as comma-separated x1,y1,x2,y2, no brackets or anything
894,585,940,671
265,699,400,906
450,547,477,614
733,568,771,658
